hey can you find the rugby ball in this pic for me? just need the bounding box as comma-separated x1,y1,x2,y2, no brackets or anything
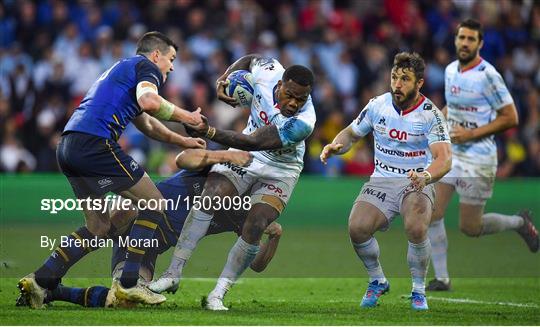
225,70,254,109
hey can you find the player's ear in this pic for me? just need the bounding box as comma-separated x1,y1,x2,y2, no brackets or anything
478,39,484,51
416,78,424,89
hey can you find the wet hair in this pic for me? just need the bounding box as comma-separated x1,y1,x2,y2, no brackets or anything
392,52,425,82
282,65,314,87
136,31,178,55
457,18,483,42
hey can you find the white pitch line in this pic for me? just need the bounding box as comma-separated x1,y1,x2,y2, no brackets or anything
406,295,539,308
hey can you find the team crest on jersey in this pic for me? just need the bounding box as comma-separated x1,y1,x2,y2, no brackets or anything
412,122,424,132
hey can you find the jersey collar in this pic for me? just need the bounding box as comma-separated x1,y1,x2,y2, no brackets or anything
459,57,483,73
392,94,425,116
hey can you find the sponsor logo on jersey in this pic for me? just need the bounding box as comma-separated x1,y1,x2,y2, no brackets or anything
219,162,247,177
130,160,139,171
448,118,478,129
375,159,424,174
423,103,433,110
450,85,460,95
98,178,113,188
378,117,386,125
362,187,386,202
376,144,426,158
261,182,286,198
389,128,407,141
455,105,478,112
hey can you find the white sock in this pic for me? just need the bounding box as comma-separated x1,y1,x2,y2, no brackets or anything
209,277,234,300
428,219,449,281
408,239,431,294
213,237,259,298
481,213,524,235
167,209,213,276
352,238,387,284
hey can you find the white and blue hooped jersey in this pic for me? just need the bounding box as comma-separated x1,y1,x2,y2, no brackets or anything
241,58,316,174
445,59,514,165
351,93,450,178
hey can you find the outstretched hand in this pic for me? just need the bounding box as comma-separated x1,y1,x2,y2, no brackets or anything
320,143,344,165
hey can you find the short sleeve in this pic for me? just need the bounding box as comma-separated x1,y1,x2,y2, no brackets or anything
483,68,514,111
350,103,373,137
136,60,163,89
427,108,451,145
277,117,314,147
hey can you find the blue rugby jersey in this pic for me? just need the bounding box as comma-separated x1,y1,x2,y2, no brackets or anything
64,55,163,140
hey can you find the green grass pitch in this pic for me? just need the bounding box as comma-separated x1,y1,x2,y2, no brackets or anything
1,176,539,324
1,228,539,325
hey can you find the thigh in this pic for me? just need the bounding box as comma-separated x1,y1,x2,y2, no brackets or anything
82,194,112,237
432,182,455,221
459,202,485,229
210,162,254,195
401,191,433,228
119,172,163,203
348,200,388,240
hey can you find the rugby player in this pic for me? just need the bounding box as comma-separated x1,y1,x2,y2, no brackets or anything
18,31,206,308
17,149,282,308
150,55,315,311
426,19,538,291
320,52,451,310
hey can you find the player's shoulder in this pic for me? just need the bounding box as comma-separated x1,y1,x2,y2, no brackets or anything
419,97,445,121
251,57,285,82
445,60,459,74
477,59,503,79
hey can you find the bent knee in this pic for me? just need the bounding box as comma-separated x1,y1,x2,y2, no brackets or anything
459,223,482,237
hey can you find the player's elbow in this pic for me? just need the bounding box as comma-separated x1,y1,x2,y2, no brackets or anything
175,149,201,170
138,93,161,113
250,261,267,273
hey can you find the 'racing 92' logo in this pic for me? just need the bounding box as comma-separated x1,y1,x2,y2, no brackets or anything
389,128,407,141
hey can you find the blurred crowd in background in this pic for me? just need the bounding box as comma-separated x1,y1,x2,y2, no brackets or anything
1,0,539,176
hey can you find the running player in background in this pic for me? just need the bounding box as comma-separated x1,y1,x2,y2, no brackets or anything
426,19,539,292
321,52,451,310
150,55,315,311
18,31,205,308
17,149,282,308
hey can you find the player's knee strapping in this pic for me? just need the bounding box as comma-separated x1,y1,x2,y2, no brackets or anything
120,209,164,288
35,226,100,290
250,194,285,214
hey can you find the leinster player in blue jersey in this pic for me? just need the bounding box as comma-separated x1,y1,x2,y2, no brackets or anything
17,149,282,309
19,31,206,308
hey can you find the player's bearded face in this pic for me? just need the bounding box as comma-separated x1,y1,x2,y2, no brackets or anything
276,80,311,117
390,68,422,108
455,27,482,65
154,46,176,82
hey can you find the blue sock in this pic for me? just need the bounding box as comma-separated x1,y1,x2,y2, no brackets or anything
120,209,163,288
51,285,109,307
35,227,99,290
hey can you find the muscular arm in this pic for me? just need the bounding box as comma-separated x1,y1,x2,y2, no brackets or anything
450,104,518,144
426,142,452,182
137,91,202,125
331,126,363,154
216,54,262,83
211,125,283,151
133,113,204,148
470,104,518,139
175,149,252,170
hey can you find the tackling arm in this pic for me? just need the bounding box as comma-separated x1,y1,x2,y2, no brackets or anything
136,82,203,125
133,113,206,149
175,149,252,170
